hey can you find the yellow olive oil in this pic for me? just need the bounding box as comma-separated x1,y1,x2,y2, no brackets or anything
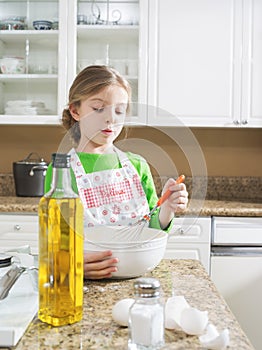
38,197,83,326
38,153,84,326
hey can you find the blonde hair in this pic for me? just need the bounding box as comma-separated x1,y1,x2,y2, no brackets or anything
62,65,132,144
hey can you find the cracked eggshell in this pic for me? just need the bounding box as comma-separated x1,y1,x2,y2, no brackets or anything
165,296,190,330
112,298,135,327
180,307,209,335
199,323,230,349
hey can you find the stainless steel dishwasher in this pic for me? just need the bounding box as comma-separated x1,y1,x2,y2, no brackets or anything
210,216,262,350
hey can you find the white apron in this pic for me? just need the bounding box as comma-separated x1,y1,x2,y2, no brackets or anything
69,148,150,229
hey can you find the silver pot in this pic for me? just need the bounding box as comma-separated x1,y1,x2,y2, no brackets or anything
13,152,48,197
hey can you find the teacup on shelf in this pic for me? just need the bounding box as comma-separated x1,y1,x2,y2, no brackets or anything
0,57,25,74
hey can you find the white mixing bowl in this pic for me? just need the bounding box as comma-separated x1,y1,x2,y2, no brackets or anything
84,225,168,279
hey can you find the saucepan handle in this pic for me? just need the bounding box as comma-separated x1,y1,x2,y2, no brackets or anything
29,165,48,176
23,152,43,162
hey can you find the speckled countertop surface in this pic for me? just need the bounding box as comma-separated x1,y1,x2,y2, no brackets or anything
0,175,261,216
7,259,253,350
0,196,261,217
0,196,40,213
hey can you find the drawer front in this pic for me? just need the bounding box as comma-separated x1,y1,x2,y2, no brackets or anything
0,214,38,254
169,217,211,243
212,217,262,244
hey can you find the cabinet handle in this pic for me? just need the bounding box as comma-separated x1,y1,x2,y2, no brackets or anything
242,119,248,125
179,227,184,235
14,225,21,231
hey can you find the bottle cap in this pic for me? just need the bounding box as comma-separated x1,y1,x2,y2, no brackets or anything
133,277,161,298
52,153,71,168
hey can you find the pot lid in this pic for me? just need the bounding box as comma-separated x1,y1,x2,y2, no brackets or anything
14,152,47,165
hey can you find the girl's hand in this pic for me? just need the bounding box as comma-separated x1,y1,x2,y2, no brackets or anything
84,250,118,280
158,177,188,229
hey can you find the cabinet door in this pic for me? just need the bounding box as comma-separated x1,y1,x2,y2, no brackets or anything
0,0,67,125
0,214,38,254
165,217,211,273
211,256,262,349
67,0,148,125
241,0,262,126
148,0,243,127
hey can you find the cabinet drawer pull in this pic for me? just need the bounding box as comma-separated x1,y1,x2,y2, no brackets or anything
179,228,184,235
14,225,21,231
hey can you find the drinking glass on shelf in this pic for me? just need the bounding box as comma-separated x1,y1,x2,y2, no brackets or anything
109,59,126,75
77,59,93,72
126,59,138,77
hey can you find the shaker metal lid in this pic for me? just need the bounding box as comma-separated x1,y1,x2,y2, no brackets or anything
0,254,12,268
133,277,161,297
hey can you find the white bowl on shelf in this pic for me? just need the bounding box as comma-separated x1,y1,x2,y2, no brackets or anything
0,57,25,74
33,20,52,30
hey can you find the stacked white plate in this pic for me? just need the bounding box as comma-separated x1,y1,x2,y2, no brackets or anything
5,100,50,115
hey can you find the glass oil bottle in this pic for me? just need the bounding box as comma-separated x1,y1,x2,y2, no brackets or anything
38,153,84,326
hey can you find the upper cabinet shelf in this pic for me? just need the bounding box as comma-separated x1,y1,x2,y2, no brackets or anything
0,74,58,82
0,30,58,40
0,115,61,125
77,24,138,40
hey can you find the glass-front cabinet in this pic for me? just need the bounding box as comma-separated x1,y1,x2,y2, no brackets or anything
0,0,147,125
67,0,147,124
0,0,67,125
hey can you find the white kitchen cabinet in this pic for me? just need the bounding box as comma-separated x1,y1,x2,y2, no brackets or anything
242,0,262,126
0,213,38,254
147,0,262,127
164,217,211,274
0,0,68,125
66,0,148,124
0,0,148,125
210,216,262,350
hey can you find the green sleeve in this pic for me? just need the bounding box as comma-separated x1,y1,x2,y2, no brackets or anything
44,164,53,193
149,208,175,233
127,153,174,232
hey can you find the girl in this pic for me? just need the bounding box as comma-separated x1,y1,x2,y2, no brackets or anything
45,65,188,279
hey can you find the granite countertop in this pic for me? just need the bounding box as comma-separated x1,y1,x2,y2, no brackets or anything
9,259,253,350
0,175,261,216
0,196,262,217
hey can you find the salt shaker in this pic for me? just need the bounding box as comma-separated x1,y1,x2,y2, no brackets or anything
128,277,165,349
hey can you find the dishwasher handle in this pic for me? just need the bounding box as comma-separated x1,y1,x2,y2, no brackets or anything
211,246,262,257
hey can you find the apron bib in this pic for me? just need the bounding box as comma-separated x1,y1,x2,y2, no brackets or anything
69,148,150,229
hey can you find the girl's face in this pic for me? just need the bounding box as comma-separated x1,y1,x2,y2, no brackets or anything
70,85,128,152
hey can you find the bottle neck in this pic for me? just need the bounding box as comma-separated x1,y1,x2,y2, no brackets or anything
47,167,77,198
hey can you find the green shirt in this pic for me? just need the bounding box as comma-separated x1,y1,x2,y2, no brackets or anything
45,151,172,231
